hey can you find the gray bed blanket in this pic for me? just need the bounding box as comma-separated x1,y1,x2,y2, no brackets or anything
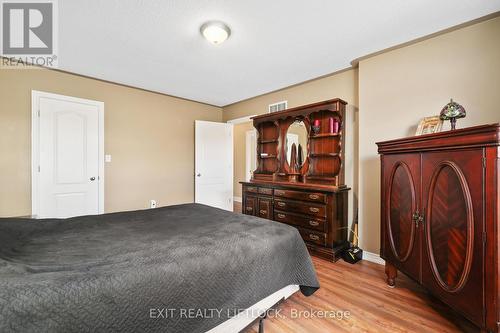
0,203,319,333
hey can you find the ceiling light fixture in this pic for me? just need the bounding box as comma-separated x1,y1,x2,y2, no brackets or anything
200,21,231,45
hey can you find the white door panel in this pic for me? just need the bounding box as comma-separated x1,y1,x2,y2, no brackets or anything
245,129,257,181
195,121,233,211
34,92,103,218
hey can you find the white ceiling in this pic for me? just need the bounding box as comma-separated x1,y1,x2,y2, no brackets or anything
59,1,500,106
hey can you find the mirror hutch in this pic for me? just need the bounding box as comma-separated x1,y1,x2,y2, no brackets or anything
240,99,350,261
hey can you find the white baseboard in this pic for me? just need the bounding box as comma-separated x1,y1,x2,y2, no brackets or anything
233,196,242,203
363,251,385,265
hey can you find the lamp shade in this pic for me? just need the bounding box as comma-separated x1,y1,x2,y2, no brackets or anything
440,99,466,130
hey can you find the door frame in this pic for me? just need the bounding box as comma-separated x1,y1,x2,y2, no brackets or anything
31,90,105,217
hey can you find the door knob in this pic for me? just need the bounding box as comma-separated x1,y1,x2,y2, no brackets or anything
197,173,201,177
90,177,96,181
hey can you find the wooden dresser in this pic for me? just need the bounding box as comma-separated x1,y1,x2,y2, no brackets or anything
241,99,350,261
377,124,500,332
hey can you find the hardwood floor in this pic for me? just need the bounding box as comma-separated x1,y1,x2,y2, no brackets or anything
233,201,477,333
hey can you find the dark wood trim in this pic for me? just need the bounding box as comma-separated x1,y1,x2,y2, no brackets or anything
240,180,349,193
485,146,499,331
305,242,349,261
377,123,500,154
252,98,347,123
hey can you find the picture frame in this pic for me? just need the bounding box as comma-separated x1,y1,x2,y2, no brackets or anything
415,116,443,135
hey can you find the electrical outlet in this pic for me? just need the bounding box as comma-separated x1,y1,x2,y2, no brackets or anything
150,200,157,209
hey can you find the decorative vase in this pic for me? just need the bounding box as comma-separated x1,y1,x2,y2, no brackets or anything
329,117,339,134
312,119,320,135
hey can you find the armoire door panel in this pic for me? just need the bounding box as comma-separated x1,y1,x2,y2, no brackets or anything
378,124,500,333
422,149,484,326
381,153,421,280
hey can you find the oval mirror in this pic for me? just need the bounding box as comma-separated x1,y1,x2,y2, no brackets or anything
286,120,308,168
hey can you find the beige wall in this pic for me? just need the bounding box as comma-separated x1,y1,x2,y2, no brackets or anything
0,69,222,217
225,16,500,254
2,15,498,256
358,16,500,253
224,69,359,233
223,69,358,122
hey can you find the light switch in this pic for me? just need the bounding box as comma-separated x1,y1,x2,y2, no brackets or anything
105,155,112,163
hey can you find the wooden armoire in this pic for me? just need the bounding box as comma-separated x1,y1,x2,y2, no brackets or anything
377,124,500,332
241,99,350,261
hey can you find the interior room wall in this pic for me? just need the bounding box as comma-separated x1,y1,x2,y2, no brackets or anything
224,15,499,255
224,69,359,237
0,68,222,217
358,16,500,253
2,14,497,258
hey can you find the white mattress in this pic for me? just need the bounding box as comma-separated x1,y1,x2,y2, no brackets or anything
206,285,300,333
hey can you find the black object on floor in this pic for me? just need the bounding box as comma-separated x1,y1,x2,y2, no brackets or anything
341,246,363,264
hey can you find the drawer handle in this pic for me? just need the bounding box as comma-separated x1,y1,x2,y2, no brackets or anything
309,220,320,227
309,207,320,213
277,213,286,219
246,207,253,212
275,190,284,196
260,210,267,215
309,194,320,200
277,202,286,207
309,234,320,241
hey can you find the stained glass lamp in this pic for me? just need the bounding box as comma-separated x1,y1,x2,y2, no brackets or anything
440,99,466,130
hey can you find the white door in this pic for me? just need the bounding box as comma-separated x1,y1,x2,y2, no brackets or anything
245,129,257,181
195,120,233,211
33,91,104,218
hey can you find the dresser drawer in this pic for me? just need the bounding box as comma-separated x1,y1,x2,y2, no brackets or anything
274,210,325,232
274,189,327,204
298,228,327,246
258,187,273,195
245,186,259,194
274,199,326,218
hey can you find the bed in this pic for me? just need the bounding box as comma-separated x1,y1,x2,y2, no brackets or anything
0,203,319,332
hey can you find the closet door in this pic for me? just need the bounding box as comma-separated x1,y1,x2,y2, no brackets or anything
381,153,421,280
421,149,484,327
